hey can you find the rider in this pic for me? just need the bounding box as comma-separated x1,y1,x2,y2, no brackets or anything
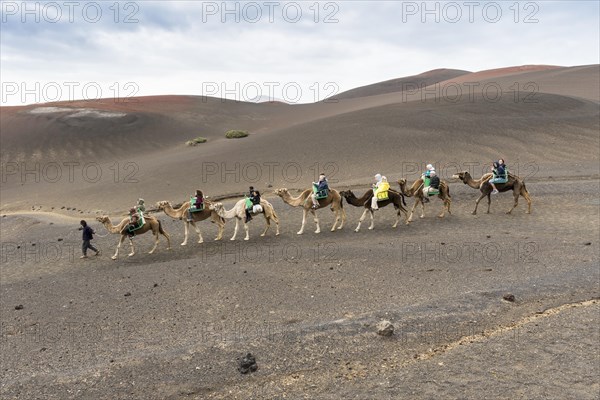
312,174,329,209
371,175,389,210
422,170,440,200
127,207,139,237
187,190,204,222
136,198,146,213
245,186,261,222
489,160,508,194
421,164,436,203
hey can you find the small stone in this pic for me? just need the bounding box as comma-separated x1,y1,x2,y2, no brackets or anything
238,353,258,374
153,283,158,287
503,293,515,302
15,305,24,310
583,242,592,246
376,320,394,337
124,292,131,297
486,235,491,239
57,238,63,242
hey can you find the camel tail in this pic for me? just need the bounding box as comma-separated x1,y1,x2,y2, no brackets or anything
158,219,166,235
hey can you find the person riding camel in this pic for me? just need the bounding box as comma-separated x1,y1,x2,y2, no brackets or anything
311,174,329,209
489,160,508,194
126,207,139,237
187,190,204,222
422,170,440,201
421,164,436,203
245,186,261,222
371,174,390,210
137,198,146,213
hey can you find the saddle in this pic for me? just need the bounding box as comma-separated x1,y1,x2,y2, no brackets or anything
376,191,389,201
245,197,263,214
189,196,205,212
313,183,328,200
127,212,145,233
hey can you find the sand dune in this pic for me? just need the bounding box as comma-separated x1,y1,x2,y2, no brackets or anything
1,64,598,212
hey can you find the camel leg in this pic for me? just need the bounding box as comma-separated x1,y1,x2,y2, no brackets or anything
331,208,340,232
313,210,321,234
473,193,486,215
486,194,491,214
230,218,240,241
368,209,375,230
392,208,400,228
181,221,189,246
420,198,426,219
162,230,171,250
273,214,280,236
148,230,159,254
338,208,346,230
128,237,135,257
506,189,519,214
407,200,419,223
522,189,532,214
243,220,250,241
446,197,452,215
355,208,369,232
215,220,224,241
260,214,270,237
191,221,204,244
298,209,308,235
112,235,126,260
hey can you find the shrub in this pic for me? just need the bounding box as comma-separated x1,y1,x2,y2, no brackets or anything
225,130,249,139
186,137,207,146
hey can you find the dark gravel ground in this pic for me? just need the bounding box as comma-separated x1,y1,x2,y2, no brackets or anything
1,178,598,399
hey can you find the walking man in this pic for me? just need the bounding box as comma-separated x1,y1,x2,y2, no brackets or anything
79,220,100,259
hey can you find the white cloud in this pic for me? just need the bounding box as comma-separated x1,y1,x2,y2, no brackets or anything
1,1,598,105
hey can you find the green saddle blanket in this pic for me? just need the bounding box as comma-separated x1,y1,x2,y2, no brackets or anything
128,212,145,232
189,197,205,212
427,190,439,197
313,184,328,200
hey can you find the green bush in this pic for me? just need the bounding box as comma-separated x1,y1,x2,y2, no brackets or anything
225,130,249,139
186,137,207,146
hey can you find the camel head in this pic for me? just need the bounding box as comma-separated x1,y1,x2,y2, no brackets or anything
155,201,169,210
339,190,354,199
452,171,469,183
211,202,225,216
274,188,288,197
96,216,109,223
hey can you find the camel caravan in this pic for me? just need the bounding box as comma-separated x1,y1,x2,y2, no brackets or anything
95,161,532,259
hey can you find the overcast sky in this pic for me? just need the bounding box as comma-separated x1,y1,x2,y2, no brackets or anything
1,1,599,105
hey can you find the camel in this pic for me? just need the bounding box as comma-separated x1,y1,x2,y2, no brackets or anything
274,188,346,234
155,200,225,246
96,215,171,260
452,171,532,214
210,198,280,241
340,189,408,232
397,178,452,223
